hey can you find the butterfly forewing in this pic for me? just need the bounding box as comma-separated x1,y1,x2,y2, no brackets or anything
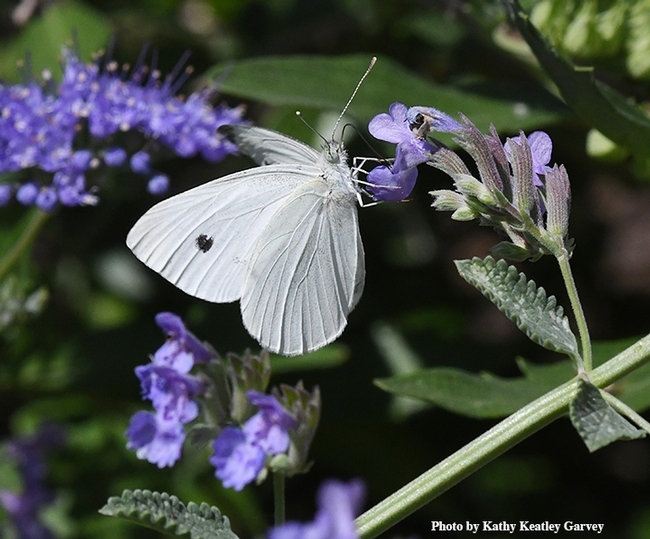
222,125,322,166
240,179,362,356
126,165,319,303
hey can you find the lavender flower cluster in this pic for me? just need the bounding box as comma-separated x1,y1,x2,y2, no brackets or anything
0,48,245,211
125,313,319,496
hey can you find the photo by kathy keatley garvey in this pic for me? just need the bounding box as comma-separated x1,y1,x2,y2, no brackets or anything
431,520,605,534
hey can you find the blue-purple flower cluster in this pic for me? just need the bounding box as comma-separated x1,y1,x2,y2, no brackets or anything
0,48,245,211
125,313,318,494
126,312,209,468
0,424,64,539
268,479,365,539
210,390,297,491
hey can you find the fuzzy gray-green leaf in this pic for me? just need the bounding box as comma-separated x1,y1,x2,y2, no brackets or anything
455,256,579,359
99,490,239,539
570,380,645,452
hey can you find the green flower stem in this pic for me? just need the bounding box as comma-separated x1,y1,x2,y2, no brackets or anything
0,209,50,281
355,332,650,539
556,247,592,372
273,472,285,526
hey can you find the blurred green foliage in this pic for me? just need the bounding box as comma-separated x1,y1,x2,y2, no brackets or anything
3,0,650,538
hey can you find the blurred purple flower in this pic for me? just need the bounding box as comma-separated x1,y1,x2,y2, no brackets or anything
0,424,64,539
126,312,210,468
268,479,365,539
210,391,296,491
0,47,245,211
126,411,185,468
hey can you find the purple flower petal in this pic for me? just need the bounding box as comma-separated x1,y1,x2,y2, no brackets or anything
268,479,365,539
210,427,265,491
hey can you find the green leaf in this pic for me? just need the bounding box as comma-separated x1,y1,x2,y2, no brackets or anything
210,54,565,133
270,343,349,373
503,0,650,157
374,336,650,419
0,1,113,82
375,357,575,419
99,490,240,539
455,256,580,359
569,380,645,452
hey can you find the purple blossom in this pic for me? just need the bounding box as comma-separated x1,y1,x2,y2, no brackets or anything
366,146,418,202
368,102,438,169
366,102,461,202
154,311,213,366
0,424,64,539
268,479,365,539
0,47,245,210
211,426,266,491
126,312,211,468
126,411,185,468
136,364,202,423
210,391,297,491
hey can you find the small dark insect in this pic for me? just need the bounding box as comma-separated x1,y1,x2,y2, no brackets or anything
195,234,214,253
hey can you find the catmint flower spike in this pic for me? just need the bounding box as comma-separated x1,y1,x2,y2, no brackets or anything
545,164,571,241
507,132,535,217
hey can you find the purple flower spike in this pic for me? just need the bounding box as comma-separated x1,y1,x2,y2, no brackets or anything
268,479,366,539
126,312,210,468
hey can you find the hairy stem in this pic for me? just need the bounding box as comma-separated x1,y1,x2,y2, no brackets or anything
356,332,650,539
556,248,592,372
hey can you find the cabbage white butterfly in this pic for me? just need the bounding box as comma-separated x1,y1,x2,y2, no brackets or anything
127,59,377,356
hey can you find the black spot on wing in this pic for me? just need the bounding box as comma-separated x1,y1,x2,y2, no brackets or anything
195,234,214,253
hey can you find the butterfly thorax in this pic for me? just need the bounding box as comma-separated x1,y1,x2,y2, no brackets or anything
319,141,358,201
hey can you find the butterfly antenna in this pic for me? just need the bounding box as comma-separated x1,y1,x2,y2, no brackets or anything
296,111,328,145
331,56,377,139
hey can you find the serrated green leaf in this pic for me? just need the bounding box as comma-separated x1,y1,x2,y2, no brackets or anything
374,358,575,419
503,0,650,157
99,490,239,539
0,1,113,82
570,380,645,452
209,54,565,134
455,256,580,359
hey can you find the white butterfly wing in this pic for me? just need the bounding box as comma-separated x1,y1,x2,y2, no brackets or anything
126,165,320,303
240,179,365,356
222,125,322,166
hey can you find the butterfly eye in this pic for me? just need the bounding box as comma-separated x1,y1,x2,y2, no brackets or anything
195,234,214,253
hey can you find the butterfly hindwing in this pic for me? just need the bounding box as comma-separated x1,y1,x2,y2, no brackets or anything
240,178,363,356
